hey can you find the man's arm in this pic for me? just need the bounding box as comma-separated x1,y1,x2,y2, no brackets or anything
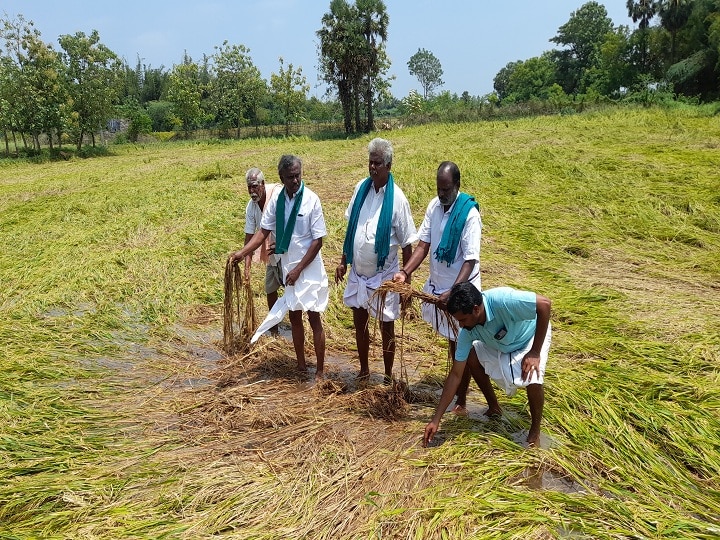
521,293,551,382
394,240,429,283
423,359,466,446
230,228,270,264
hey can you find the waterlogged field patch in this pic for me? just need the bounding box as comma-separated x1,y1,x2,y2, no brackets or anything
1,107,719,539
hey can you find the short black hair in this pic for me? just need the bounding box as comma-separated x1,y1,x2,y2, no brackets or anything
447,281,483,314
278,154,301,174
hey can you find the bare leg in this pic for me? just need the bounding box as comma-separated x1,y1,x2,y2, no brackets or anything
307,311,325,380
449,340,471,413
466,346,501,416
353,308,370,378
381,320,395,382
526,384,544,446
288,310,306,371
267,290,279,335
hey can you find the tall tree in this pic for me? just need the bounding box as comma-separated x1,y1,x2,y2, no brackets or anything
210,41,266,138
318,0,363,133
270,57,309,136
165,61,204,136
627,0,659,72
658,0,693,62
407,48,444,99
356,0,389,132
59,30,121,149
550,1,614,94
318,0,388,133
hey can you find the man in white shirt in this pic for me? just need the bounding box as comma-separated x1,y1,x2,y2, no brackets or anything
231,155,328,379
242,167,283,334
335,138,417,382
393,161,481,413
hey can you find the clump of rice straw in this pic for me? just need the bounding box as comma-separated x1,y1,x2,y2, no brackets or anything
223,257,257,355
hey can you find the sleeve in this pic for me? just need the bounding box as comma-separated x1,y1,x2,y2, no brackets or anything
259,194,277,232
344,180,363,221
244,201,257,235
459,206,481,262
309,195,327,240
417,199,434,244
394,192,418,248
454,329,472,362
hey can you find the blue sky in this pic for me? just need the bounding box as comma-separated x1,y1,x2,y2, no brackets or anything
3,0,635,99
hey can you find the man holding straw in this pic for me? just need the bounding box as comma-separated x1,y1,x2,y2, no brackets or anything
335,138,417,383
393,161,481,413
241,167,283,335
423,281,552,447
230,155,328,380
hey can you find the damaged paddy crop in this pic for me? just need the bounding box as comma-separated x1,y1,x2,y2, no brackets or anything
1,106,719,538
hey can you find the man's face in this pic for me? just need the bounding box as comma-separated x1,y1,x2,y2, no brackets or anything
279,162,302,195
451,304,484,330
436,170,459,207
247,180,265,202
369,150,390,183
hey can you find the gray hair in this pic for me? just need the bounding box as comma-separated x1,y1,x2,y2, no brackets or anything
245,167,265,184
368,138,393,166
277,154,302,175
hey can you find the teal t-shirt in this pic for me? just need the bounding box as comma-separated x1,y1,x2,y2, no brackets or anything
455,286,537,359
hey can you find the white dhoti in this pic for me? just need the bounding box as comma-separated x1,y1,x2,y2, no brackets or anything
343,259,399,322
421,273,481,340
251,255,328,343
471,323,551,397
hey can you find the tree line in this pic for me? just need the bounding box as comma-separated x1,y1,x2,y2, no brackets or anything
1,1,718,156
493,0,719,105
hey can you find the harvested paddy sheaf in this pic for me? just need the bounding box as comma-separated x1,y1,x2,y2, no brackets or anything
1,107,719,538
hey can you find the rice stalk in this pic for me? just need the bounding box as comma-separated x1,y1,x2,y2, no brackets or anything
222,257,256,355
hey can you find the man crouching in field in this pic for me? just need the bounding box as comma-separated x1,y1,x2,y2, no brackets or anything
423,281,552,447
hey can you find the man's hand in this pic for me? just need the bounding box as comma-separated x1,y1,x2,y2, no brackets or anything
423,420,439,447
392,271,406,283
335,263,347,284
267,241,276,255
285,267,301,287
229,250,245,266
521,351,541,382
436,290,451,311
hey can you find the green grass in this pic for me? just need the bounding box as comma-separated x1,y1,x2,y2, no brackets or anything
1,106,719,538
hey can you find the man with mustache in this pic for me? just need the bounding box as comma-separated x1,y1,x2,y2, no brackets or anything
393,161,482,413
231,156,328,379
336,138,417,383
241,167,283,335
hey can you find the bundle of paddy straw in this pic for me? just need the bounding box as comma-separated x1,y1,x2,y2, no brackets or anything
223,257,257,355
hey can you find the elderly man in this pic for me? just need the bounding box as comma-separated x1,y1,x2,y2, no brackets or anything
423,281,552,447
242,167,283,335
393,161,481,413
230,155,328,379
335,137,417,382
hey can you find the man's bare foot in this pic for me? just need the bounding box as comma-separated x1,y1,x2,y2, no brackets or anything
357,370,370,381
451,404,468,415
526,430,540,447
484,406,502,418
297,361,308,372
315,370,324,381
383,373,392,385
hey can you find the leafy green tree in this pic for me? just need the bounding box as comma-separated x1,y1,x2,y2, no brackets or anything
493,61,521,100
550,1,614,94
59,30,122,150
210,41,266,138
501,54,557,102
356,0,389,131
587,25,635,95
627,0,659,72
1,14,69,151
318,0,389,133
165,61,204,136
270,57,309,136
659,0,693,62
407,48,444,99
